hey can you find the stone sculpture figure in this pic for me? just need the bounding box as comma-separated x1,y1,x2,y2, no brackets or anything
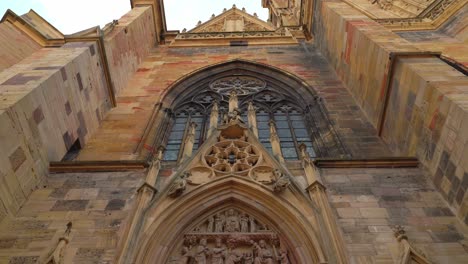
211,238,226,264
214,213,224,232
227,108,244,123
240,213,249,232
168,172,189,197
225,250,242,264
195,239,209,264
207,216,214,233
244,252,254,264
277,249,289,264
249,215,256,233
178,246,192,264
251,240,274,264
272,169,290,193
225,209,240,232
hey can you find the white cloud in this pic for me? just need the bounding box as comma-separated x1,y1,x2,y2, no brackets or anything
37,0,130,34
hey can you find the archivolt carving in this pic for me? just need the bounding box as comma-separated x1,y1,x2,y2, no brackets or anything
167,207,290,264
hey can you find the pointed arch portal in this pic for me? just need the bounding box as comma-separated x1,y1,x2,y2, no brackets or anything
135,177,326,263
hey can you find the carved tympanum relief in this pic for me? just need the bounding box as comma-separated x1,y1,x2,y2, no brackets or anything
168,208,290,264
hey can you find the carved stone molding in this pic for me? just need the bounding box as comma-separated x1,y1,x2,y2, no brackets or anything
374,0,466,31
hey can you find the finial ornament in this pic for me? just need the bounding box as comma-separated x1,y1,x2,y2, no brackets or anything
211,14,215,19
182,28,187,33
197,20,202,26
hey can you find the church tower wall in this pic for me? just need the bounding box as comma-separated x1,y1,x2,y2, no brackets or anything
0,42,111,223
313,0,468,224
103,6,157,96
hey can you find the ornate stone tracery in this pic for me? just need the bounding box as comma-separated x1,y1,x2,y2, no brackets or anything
180,119,290,192
210,76,266,96
157,60,348,163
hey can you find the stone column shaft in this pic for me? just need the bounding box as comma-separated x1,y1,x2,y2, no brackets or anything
300,143,348,263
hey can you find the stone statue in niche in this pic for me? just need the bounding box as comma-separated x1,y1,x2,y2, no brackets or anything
214,213,225,232
189,208,272,235
240,213,249,232
211,238,226,264
251,239,274,264
168,172,189,197
272,169,290,193
207,216,214,233
225,209,240,232
194,238,209,264
249,215,256,233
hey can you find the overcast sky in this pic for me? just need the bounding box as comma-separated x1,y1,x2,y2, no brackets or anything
0,0,268,34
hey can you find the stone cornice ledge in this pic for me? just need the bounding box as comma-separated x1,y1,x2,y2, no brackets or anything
313,157,419,168
49,160,148,173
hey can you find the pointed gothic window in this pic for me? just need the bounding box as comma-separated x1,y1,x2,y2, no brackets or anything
163,76,318,161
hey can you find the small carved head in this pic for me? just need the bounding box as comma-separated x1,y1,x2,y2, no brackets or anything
182,171,191,178
199,238,207,246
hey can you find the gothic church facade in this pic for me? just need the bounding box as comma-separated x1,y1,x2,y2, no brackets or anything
0,0,467,263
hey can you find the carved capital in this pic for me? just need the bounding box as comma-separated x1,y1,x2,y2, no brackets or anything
137,182,158,195
306,181,327,192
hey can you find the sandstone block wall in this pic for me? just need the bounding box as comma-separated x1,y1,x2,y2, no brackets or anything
0,43,111,223
383,57,468,223
104,6,157,96
0,171,144,263
323,167,468,263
